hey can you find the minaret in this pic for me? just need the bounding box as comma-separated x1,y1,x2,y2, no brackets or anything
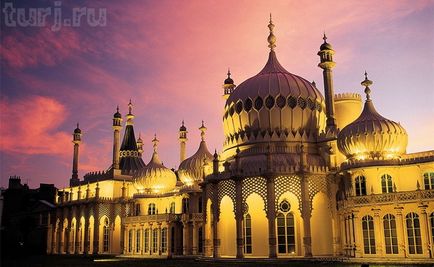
70,123,82,186
179,120,188,163
223,69,236,100
112,106,122,170
137,133,144,157
317,33,337,131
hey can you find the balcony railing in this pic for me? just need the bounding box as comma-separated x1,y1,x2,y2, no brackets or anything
124,213,203,224
338,189,434,209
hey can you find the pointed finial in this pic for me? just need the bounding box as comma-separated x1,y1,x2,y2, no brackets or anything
214,149,218,158
128,99,133,115
311,80,316,87
152,134,159,152
267,13,276,51
361,71,373,100
116,105,119,112
182,120,184,126
76,122,79,129
199,121,207,141
323,32,327,43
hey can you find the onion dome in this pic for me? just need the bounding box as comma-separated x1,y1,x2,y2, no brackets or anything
337,72,408,161
74,123,81,134
114,105,122,118
178,121,213,185
133,135,177,194
320,33,333,51
223,16,326,153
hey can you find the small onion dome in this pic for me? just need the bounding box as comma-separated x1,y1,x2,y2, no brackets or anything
337,73,408,161
320,33,333,50
178,122,213,185
114,105,122,118
224,69,234,85
179,120,187,132
133,136,177,194
74,123,81,134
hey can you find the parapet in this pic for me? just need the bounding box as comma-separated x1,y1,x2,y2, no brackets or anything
334,93,362,102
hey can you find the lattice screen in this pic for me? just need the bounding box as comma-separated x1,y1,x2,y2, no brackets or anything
217,179,236,213
242,176,268,213
275,175,301,210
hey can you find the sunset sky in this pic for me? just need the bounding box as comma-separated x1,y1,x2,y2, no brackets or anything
1,0,433,189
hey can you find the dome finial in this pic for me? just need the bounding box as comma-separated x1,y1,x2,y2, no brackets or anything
116,105,119,113
323,32,327,43
152,134,159,152
361,71,373,100
199,121,207,141
267,13,276,51
227,68,231,78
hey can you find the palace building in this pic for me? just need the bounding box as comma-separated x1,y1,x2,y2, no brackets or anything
48,18,434,261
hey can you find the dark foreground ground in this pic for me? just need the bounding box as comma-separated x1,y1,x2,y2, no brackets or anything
2,255,433,267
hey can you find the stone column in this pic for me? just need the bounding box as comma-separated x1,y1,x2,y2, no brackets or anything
300,175,312,257
419,204,432,258
123,228,128,254
182,221,189,255
149,223,153,255
158,223,162,255
266,175,277,258
395,207,407,257
192,222,199,255
373,208,383,256
212,183,220,258
93,209,100,254
167,223,172,258
235,178,244,258
84,215,90,254
353,213,363,257
64,227,70,254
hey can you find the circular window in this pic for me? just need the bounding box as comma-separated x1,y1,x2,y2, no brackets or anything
276,95,286,108
254,97,263,110
265,95,275,109
235,101,243,114
298,97,306,109
279,200,291,212
288,96,297,109
244,98,253,112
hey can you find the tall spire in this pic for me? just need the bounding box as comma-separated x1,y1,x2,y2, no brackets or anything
179,121,188,163
126,99,135,125
361,71,373,100
267,13,276,51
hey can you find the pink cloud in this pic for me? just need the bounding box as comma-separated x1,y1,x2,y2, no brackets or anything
0,95,71,156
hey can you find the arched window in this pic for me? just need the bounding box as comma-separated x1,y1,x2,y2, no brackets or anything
128,229,133,253
103,218,110,252
423,172,434,190
136,229,141,253
406,212,422,254
161,228,167,253
355,175,367,196
152,228,158,253
144,229,149,253
182,198,189,213
381,174,393,193
135,204,141,216
243,213,252,254
169,202,175,214
148,203,156,215
362,215,376,254
276,200,295,254
383,214,398,254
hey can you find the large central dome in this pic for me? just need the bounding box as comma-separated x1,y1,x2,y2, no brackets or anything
222,20,326,156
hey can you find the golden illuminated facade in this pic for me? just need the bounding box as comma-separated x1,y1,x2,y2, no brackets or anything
48,18,434,262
